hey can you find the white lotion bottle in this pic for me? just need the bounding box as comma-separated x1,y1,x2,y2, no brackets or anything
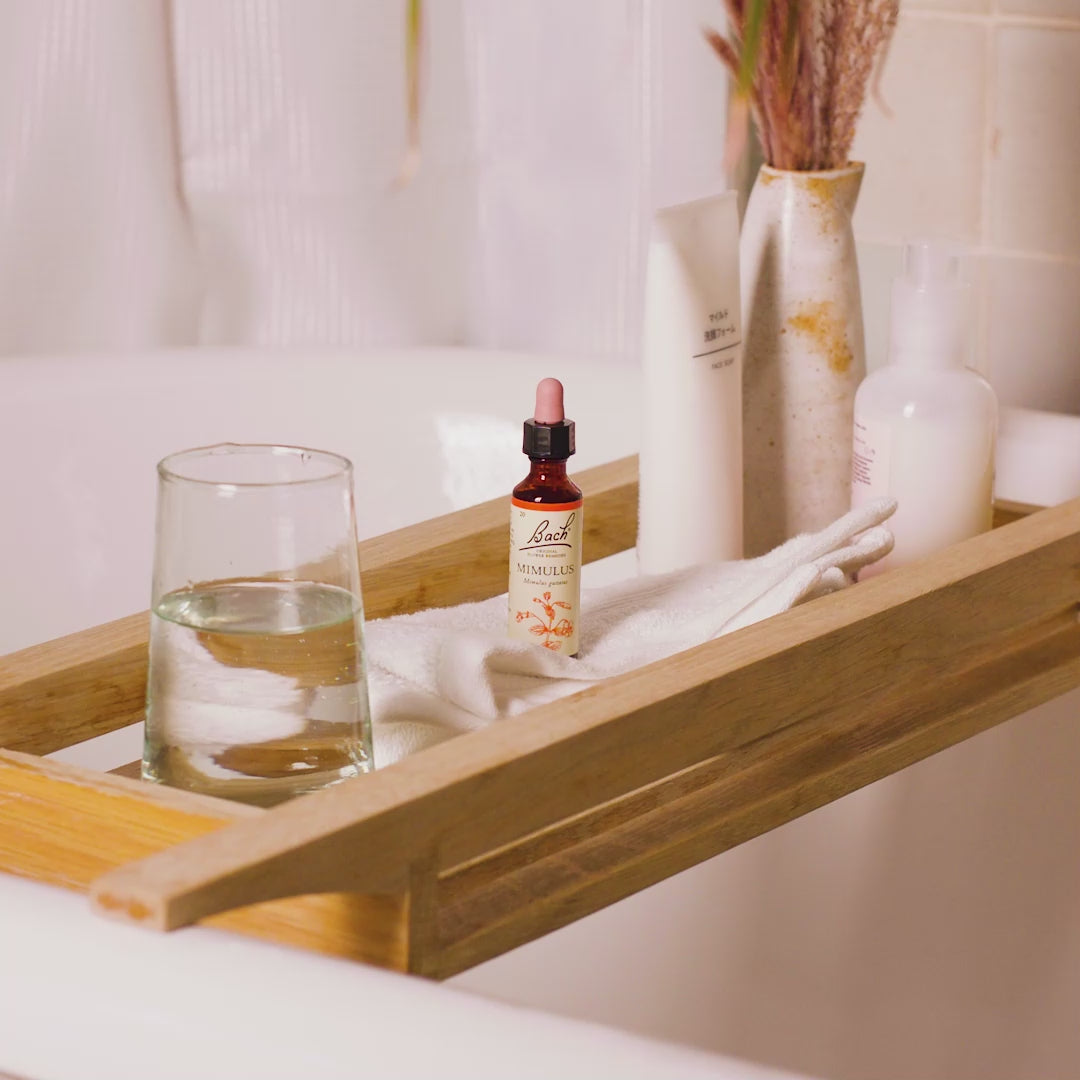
851,241,997,577
638,192,743,574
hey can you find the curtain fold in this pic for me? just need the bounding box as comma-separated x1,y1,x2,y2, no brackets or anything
0,0,199,354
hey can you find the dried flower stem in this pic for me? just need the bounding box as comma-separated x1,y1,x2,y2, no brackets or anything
707,0,899,172
395,0,424,187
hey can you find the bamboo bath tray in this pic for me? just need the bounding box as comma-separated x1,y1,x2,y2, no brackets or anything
2,456,1078,979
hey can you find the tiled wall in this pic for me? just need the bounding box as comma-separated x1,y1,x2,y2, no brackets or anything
851,0,1080,413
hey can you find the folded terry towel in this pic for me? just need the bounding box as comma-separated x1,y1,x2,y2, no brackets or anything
367,496,897,767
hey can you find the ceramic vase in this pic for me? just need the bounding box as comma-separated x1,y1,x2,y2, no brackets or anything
740,163,866,555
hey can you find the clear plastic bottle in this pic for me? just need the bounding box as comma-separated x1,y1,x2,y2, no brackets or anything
851,241,998,577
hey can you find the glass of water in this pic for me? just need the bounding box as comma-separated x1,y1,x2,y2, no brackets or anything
143,443,373,807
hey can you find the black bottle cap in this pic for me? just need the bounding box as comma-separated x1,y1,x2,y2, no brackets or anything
523,418,575,460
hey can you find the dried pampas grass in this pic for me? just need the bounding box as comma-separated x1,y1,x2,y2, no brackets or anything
706,0,899,172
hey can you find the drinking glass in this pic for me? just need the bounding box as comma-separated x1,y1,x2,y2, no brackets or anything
143,444,373,807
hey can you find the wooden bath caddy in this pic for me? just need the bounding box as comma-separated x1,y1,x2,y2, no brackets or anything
2,456,1078,979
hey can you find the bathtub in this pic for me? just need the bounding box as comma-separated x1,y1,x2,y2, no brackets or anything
3,347,1079,1080
0,346,813,1080
0,347,642,765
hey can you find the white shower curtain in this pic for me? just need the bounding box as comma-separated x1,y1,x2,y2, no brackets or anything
0,0,730,358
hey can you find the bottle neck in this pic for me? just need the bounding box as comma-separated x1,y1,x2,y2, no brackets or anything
891,345,966,371
527,458,568,482
889,276,972,371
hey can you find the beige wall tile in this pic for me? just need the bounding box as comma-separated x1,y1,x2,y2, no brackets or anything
996,0,1080,18
852,16,987,245
856,241,904,372
985,255,1080,410
990,25,1080,258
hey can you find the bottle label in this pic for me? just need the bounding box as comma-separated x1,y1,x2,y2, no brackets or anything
851,415,892,504
508,498,583,656
694,307,741,374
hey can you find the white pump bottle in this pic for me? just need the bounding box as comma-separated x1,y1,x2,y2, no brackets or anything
851,241,997,577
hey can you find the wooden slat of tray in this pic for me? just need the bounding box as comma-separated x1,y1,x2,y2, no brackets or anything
0,750,413,969
0,456,637,758
86,497,1080,965
3,462,1074,979
90,498,1042,783
993,499,1043,527
429,611,1080,977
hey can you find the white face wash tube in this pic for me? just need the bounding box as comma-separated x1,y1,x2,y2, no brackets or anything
637,192,743,574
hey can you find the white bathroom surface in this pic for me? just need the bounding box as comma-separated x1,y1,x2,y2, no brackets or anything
995,405,1080,507
0,873,812,1080
0,346,639,655
1,346,639,769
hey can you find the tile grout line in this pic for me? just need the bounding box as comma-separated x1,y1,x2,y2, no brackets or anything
906,8,1080,31
980,21,997,253
854,236,1080,268
977,16,997,374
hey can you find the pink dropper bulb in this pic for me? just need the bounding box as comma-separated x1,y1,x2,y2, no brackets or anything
533,378,565,424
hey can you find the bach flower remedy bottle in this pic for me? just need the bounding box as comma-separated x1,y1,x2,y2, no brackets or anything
508,379,583,656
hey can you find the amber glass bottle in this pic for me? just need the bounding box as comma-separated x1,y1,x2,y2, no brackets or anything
508,379,583,656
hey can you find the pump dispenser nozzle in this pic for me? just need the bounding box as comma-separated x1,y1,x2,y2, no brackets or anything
889,240,973,369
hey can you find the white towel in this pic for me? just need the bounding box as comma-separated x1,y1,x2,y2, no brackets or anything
367,497,897,767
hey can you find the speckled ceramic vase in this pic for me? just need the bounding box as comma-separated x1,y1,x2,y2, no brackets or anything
740,163,866,556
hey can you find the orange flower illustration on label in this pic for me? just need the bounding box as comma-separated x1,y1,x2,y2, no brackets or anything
514,591,574,651
508,502,582,655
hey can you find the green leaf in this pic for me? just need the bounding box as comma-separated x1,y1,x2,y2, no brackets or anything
736,0,769,97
